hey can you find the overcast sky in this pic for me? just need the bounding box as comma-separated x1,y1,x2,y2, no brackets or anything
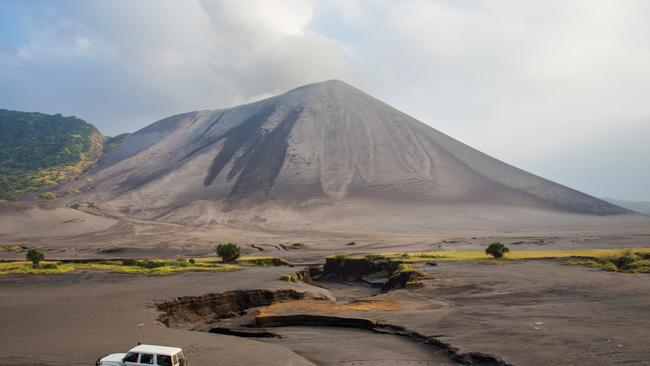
1,0,649,201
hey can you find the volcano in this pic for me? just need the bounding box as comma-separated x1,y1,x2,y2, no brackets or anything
72,80,626,226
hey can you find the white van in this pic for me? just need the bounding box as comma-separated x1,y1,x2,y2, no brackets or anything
97,344,187,366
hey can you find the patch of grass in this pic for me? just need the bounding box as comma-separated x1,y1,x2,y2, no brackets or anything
395,263,415,272
566,250,650,273
38,191,56,200
365,253,386,261
279,272,306,282
0,261,74,275
405,279,423,288
0,245,25,253
331,253,348,261
237,256,291,267
0,259,238,276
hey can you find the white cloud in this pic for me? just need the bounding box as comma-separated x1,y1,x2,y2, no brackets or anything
199,0,349,101
327,0,650,199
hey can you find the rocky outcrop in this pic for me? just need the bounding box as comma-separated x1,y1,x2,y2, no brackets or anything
321,256,424,291
383,268,424,291
322,256,398,281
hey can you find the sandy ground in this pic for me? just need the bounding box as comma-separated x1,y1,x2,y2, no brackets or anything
1,202,649,263
2,260,650,365
266,326,455,366
0,267,324,366
375,261,650,365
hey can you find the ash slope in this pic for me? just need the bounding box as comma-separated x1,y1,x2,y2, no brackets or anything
79,80,625,216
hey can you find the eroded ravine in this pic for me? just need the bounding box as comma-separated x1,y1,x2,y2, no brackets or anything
155,285,511,366
155,258,512,365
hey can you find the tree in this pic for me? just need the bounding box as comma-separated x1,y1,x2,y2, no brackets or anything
216,242,240,262
485,242,509,259
26,248,44,268
38,191,56,200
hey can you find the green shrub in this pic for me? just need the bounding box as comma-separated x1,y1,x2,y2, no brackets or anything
239,257,290,267
121,258,168,268
138,260,167,269
41,263,58,269
405,279,423,288
63,189,79,197
485,242,510,259
216,242,240,262
365,253,386,261
601,262,618,272
122,258,139,266
176,258,188,267
565,255,648,273
636,252,650,260
612,251,640,270
418,253,450,259
38,191,56,200
332,253,348,261
280,272,304,282
26,248,44,268
189,258,196,265
396,263,414,272
566,259,601,268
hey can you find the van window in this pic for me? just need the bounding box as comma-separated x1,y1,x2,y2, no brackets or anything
123,352,139,362
140,354,155,364
156,354,172,366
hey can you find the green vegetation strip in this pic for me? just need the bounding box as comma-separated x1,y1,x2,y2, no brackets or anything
0,258,238,276
0,254,296,276
237,256,292,267
332,247,650,262
565,251,650,273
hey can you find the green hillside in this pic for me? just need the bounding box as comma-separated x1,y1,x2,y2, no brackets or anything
104,133,130,152
0,109,105,200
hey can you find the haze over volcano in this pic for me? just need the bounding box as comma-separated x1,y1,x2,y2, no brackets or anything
66,80,627,229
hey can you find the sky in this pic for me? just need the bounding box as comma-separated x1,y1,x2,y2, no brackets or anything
0,0,649,201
